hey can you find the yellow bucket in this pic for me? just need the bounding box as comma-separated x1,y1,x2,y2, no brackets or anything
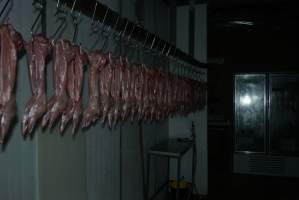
169,180,189,199
169,180,188,189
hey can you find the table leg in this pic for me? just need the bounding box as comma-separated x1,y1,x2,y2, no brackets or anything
167,157,170,199
191,144,195,195
146,154,151,200
176,158,181,200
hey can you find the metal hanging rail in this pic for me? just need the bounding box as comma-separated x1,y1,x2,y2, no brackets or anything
54,0,207,69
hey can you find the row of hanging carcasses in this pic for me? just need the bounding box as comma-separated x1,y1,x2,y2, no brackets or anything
0,24,206,144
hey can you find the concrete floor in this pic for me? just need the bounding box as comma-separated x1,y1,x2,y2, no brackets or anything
208,173,299,200
161,173,299,200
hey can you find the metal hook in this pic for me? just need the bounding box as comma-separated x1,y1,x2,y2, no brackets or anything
0,0,10,19
54,0,62,16
135,28,146,62
172,48,178,63
90,4,109,36
53,0,68,19
157,39,164,53
101,6,109,24
100,6,110,33
72,12,81,43
127,23,136,42
51,18,67,39
161,42,167,55
166,45,172,57
90,1,99,35
148,35,158,65
91,1,98,25
101,7,109,28
143,32,149,48
157,41,166,68
138,29,145,49
113,18,129,56
122,20,129,36
153,39,162,59
110,16,120,38
70,0,77,15
106,16,120,48
56,0,60,8
124,23,137,55
154,39,163,66
99,15,120,51
110,18,128,55
116,19,129,40
107,15,120,40
90,13,116,51
125,26,140,60
69,0,81,42
51,3,68,39
30,0,44,35
150,35,156,50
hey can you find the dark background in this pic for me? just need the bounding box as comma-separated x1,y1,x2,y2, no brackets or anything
207,0,299,199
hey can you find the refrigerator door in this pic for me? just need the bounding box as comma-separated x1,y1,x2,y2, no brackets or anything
235,74,266,153
269,74,299,156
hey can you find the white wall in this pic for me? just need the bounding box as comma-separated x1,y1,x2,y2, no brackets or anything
194,5,208,194
36,1,87,200
169,4,208,195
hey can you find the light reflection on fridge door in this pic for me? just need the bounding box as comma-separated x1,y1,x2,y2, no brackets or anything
235,74,266,153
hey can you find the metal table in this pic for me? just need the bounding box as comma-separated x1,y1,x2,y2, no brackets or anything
146,138,194,200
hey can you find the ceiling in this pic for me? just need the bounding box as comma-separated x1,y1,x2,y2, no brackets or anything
162,0,296,7
162,0,207,6
208,0,298,66
209,0,298,36
209,0,296,8
163,0,298,28
160,0,298,65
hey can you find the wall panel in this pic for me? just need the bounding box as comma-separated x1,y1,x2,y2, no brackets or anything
169,3,208,195
37,1,88,200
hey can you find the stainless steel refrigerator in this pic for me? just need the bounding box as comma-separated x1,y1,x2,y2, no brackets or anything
234,73,299,177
